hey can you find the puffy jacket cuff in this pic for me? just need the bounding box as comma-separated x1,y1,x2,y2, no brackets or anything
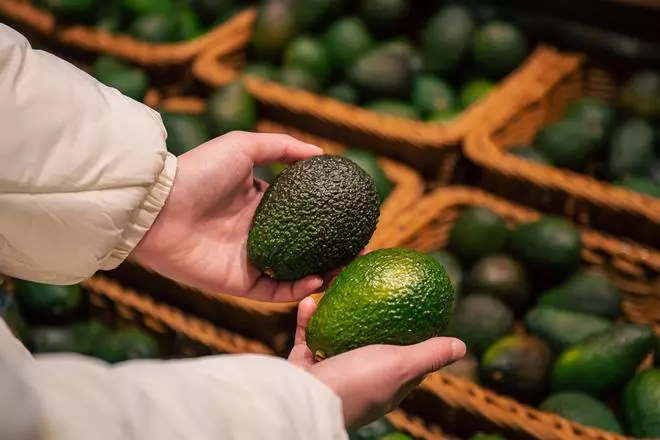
102,153,177,270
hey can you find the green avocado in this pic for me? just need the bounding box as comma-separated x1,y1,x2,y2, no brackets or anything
448,206,508,263
552,323,654,396
348,41,416,100
358,0,409,37
563,98,616,132
348,417,396,440
619,70,660,118
205,81,257,137
459,79,495,108
322,17,374,74
534,119,603,170
91,56,150,102
306,248,454,358
248,155,380,281
293,0,348,31
428,250,463,295
614,176,660,198
44,0,97,24
524,308,612,354
480,334,553,404
71,320,112,355
444,293,514,357
465,255,530,312
340,148,393,203
539,392,623,433
177,6,204,41
536,270,621,320
364,100,419,119
509,146,552,165
422,4,475,75
507,216,582,280
90,329,160,364
1,298,29,342
412,75,457,118
160,111,209,156
607,118,655,179
121,0,174,17
472,21,529,80
428,108,461,124
14,280,84,325
26,326,83,354
189,0,241,25
441,351,479,383
622,369,660,437
284,36,331,85
250,0,297,62
278,66,323,92
128,12,180,43
326,82,360,104
243,62,279,81
381,434,412,440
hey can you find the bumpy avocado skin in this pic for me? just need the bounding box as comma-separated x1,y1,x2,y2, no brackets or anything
306,248,455,358
247,155,380,281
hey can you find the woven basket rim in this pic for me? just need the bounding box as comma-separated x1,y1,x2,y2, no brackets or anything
387,409,449,440
0,2,256,66
83,275,274,355
190,9,576,148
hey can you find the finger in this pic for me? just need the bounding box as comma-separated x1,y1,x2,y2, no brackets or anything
294,296,318,345
245,133,323,166
248,275,324,302
399,337,466,381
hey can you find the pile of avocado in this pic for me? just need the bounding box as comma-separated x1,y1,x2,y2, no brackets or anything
33,0,246,42
510,70,660,198
1,279,160,364
433,206,660,437
247,0,530,122
349,417,508,440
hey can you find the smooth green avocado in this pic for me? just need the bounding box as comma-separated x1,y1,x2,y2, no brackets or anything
248,155,380,281
306,248,455,359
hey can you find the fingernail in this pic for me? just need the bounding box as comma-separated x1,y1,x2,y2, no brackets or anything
450,339,467,361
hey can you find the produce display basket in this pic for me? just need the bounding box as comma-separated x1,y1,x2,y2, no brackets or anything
373,186,660,440
463,51,660,248
0,1,256,67
191,9,575,180
106,99,420,354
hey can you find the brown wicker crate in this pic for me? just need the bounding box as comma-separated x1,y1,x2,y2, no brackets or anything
190,8,574,180
464,51,660,248
375,186,660,440
105,101,416,354
0,1,255,67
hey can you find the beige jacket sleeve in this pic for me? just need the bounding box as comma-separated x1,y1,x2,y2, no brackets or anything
0,24,176,285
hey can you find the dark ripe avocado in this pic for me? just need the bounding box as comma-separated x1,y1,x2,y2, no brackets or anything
283,36,331,85
422,4,475,76
340,148,393,203
160,111,209,156
614,177,660,198
607,118,655,180
534,119,603,170
622,369,660,438
358,0,409,37
472,21,529,80
441,351,479,383
480,334,553,404
293,0,348,31
306,248,455,359
322,17,374,73
443,294,514,357
326,82,360,104
645,159,660,185
364,100,420,119
507,216,582,280
465,254,530,312
524,308,612,354
656,336,660,367
619,70,660,118
248,155,380,281
205,81,257,137
448,206,508,263
347,41,416,100
90,329,160,364
428,250,463,295
251,0,297,63
1,298,29,342
537,270,621,320
552,323,654,396
348,417,396,440
539,392,623,433
278,66,323,92
412,75,457,118
509,146,552,165
190,0,241,25
14,280,84,325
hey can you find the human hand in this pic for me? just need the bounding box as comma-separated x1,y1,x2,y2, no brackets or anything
132,131,326,302
289,297,466,431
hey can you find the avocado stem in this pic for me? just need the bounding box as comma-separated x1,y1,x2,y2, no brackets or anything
314,350,327,362
264,268,275,278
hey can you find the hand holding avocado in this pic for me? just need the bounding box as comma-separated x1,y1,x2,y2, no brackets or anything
289,296,466,431
132,131,327,301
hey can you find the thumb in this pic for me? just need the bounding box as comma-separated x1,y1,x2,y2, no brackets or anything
246,133,323,166
399,337,467,381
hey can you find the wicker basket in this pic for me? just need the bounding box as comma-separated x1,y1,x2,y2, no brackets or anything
0,1,255,67
105,100,419,354
190,8,575,180
464,50,660,248
374,186,660,440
